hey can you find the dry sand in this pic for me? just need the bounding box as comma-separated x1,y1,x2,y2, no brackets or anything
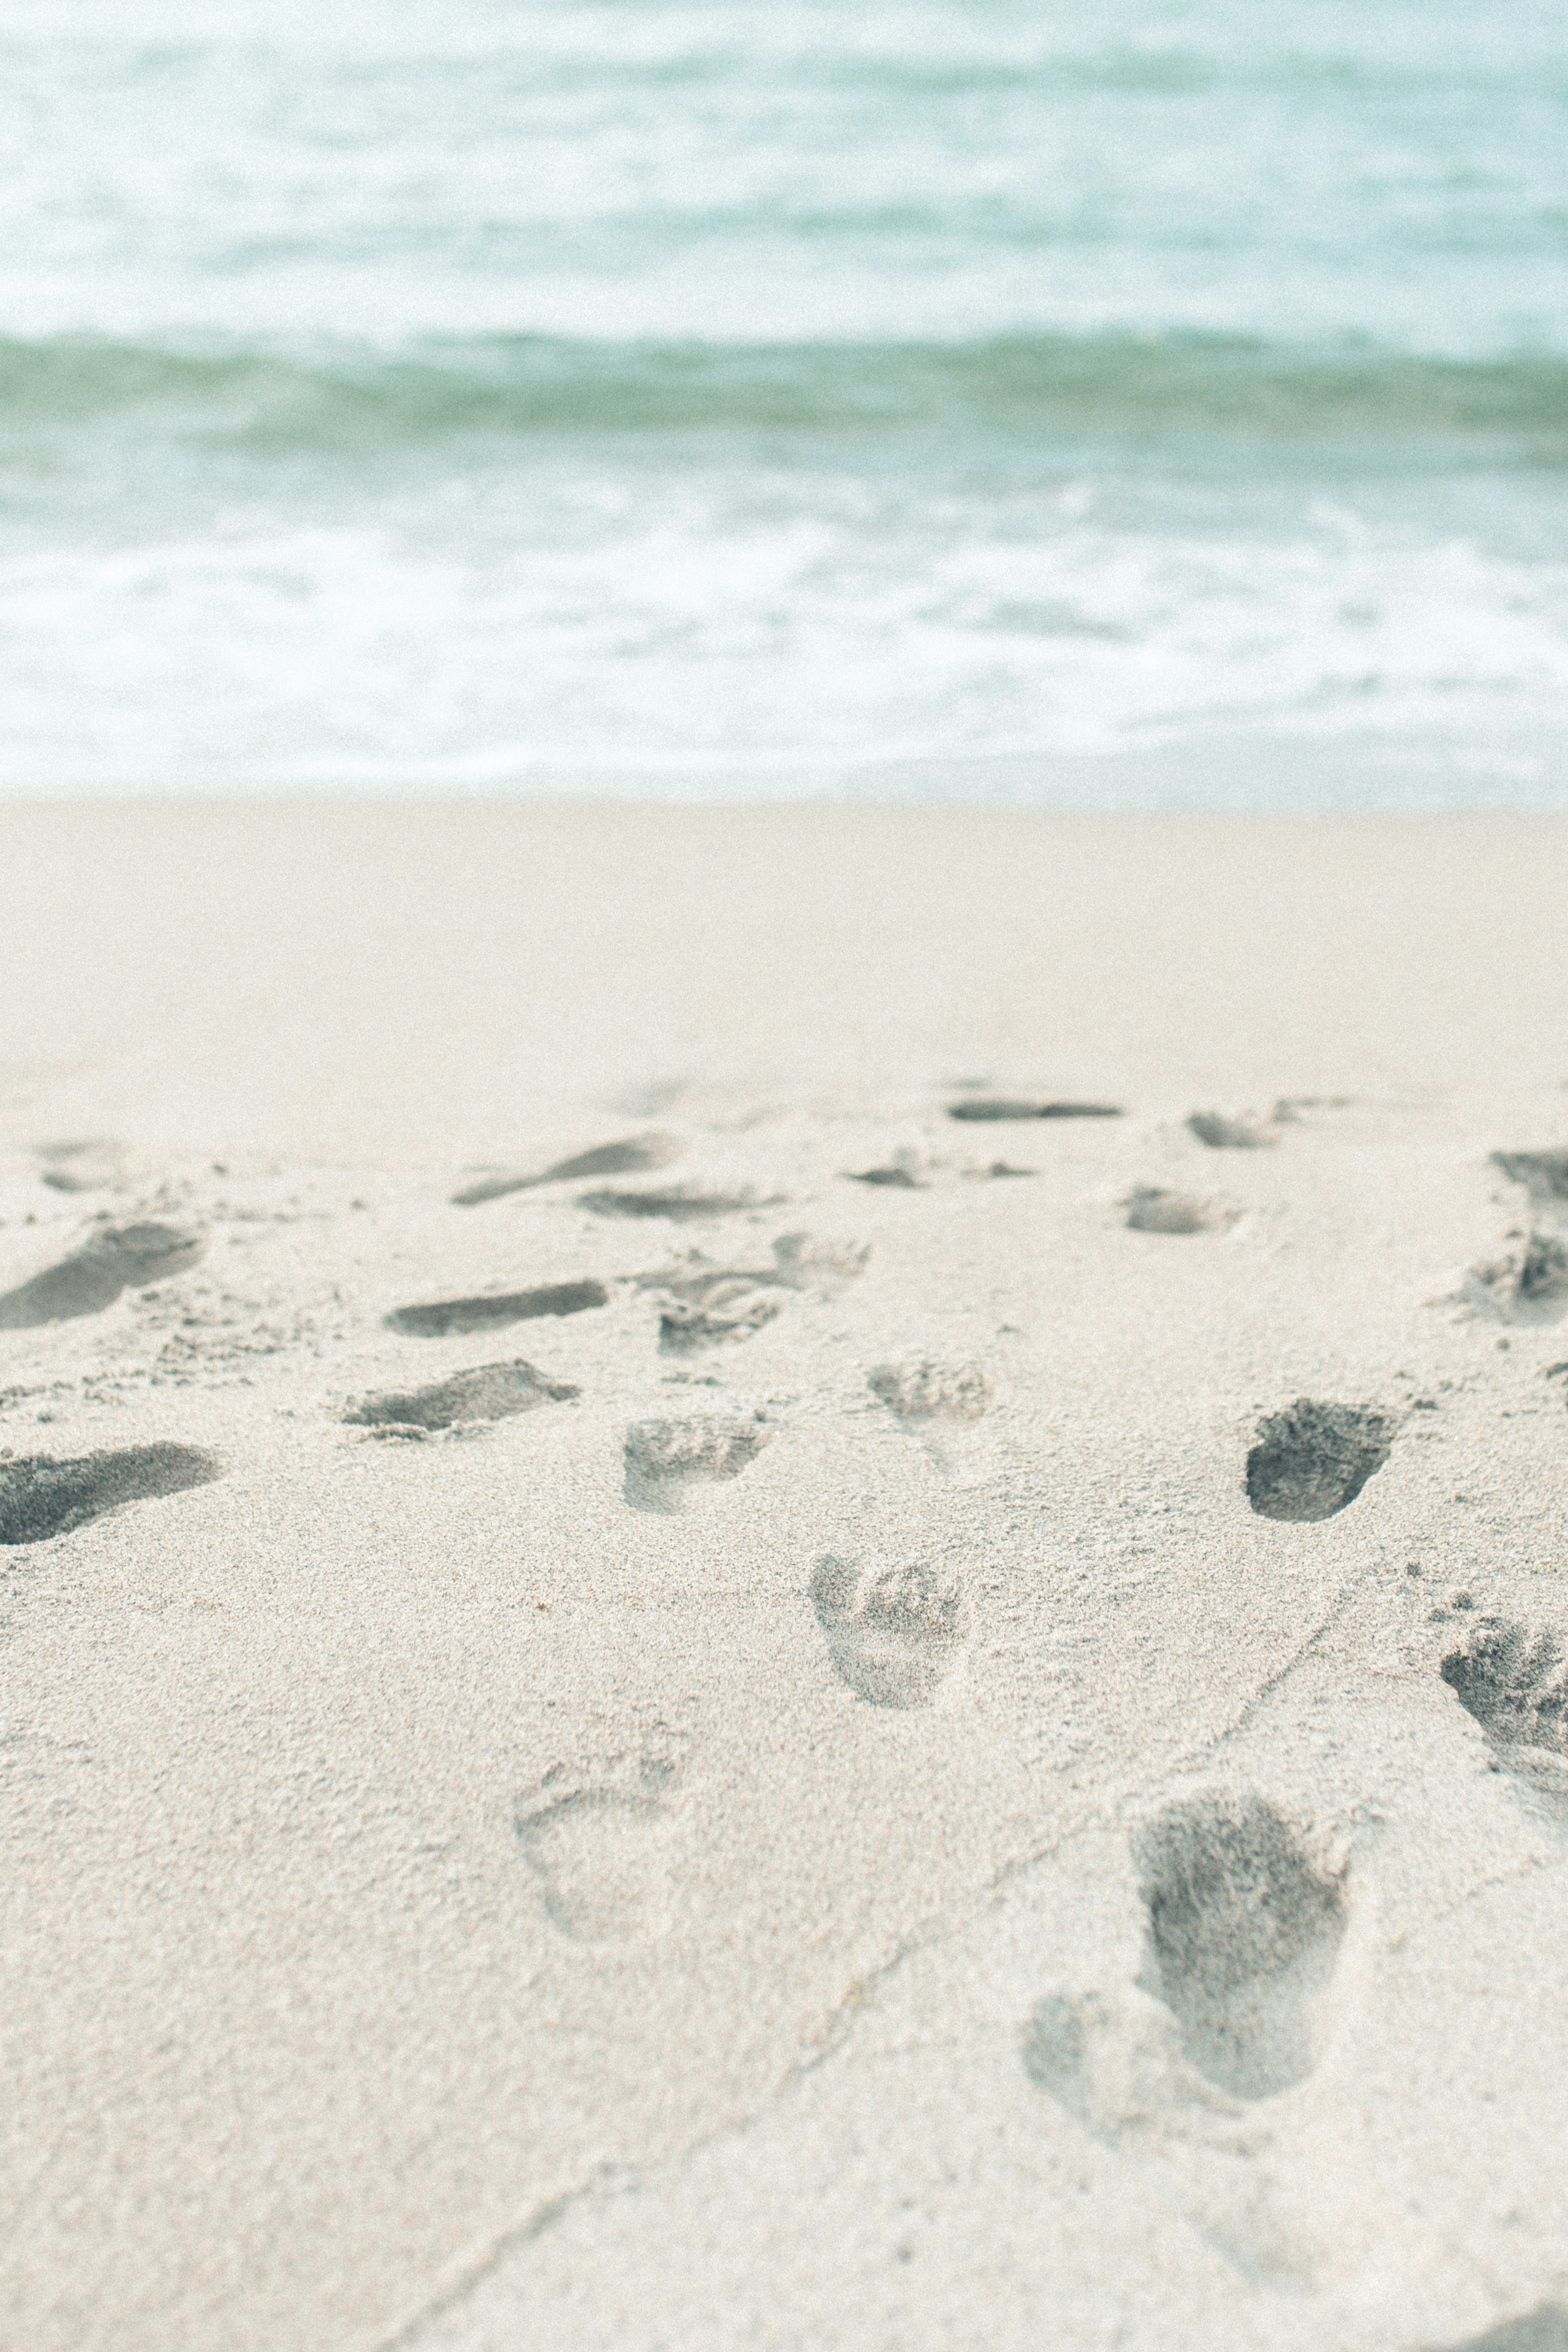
3,800,1568,2352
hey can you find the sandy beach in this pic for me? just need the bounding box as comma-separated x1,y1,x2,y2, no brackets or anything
4,800,1568,2352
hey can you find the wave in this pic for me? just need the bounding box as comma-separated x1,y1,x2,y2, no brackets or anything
3,331,1567,459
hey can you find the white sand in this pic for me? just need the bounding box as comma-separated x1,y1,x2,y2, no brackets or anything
3,801,1568,2352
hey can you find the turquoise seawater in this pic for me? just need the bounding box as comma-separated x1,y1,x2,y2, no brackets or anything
2,0,1565,799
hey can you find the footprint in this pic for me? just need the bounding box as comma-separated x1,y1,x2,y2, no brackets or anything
642,1233,866,1354
948,1098,1121,1122
514,1737,688,1943
384,1281,608,1337
1133,1793,1348,2101
452,1133,679,1207
868,1359,992,1424
1492,1150,1568,1208
34,1138,134,1193
1124,1187,1240,1236
0,1443,223,1546
580,1187,774,1221
1245,1398,1395,1521
1461,1233,1568,1323
1188,1112,1278,1150
343,1359,578,1437
769,1234,869,1292
657,1283,782,1355
1440,1615,1568,1817
623,1415,771,1512
1430,2311,1568,2352
809,1552,968,1708
0,1223,206,1331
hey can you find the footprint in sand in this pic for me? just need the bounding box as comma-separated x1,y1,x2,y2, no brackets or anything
642,1233,867,1355
624,1415,771,1512
1245,1398,1395,1522
1124,1187,1240,1236
343,1359,578,1438
581,1186,778,1221
1430,2311,1568,2352
1188,1111,1278,1150
0,1223,206,1331
1461,1232,1568,1323
1024,1793,1348,2285
384,1281,608,1337
809,1552,968,1708
868,1359,992,1425
948,1097,1121,1122
452,1133,680,1207
514,1737,689,1944
1492,1150,1568,1209
0,1443,223,1545
34,1139,135,1193
1132,1792,1348,2100
1440,1612,1568,1821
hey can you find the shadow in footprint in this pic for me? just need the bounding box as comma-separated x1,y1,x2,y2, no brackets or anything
0,1444,223,1545
1441,1616,1568,1821
515,1742,686,1943
1125,1187,1239,1236
385,1281,608,1336
624,1415,771,1512
1189,1112,1277,1150
1430,2312,1568,2352
949,1098,1121,1122
36,1139,132,1193
1133,1793,1346,2100
581,1187,773,1221
343,1360,578,1436
809,1553,968,1708
452,1134,679,1207
1246,1399,1395,1522
1492,1151,1568,1207
0,1224,206,1331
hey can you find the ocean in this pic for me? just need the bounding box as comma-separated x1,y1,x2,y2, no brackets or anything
2,0,1565,803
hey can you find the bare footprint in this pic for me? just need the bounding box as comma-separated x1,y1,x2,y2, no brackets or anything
1133,1792,1348,2101
1124,1187,1240,1236
1430,2311,1568,2352
514,1737,688,1944
1440,1614,1568,1822
1491,1150,1568,1208
0,1443,223,1545
949,1098,1121,1122
384,1281,608,1337
1461,1233,1568,1323
452,1134,679,1207
1245,1398,1395,1521
623,1415,771,1512
0,1223,206,1331
809,1552,968,1708
868,1359,991,1423
35,1139,135,1193
643,1233,866,1355
656,1280,782,1355
581,1187,775,1221
1189,1112,1278,1150
343,1360,578,1437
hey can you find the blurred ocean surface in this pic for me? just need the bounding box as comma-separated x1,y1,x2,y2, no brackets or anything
2,0,1566,800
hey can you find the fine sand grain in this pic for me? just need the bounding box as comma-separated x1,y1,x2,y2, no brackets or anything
3,801,1568,2352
